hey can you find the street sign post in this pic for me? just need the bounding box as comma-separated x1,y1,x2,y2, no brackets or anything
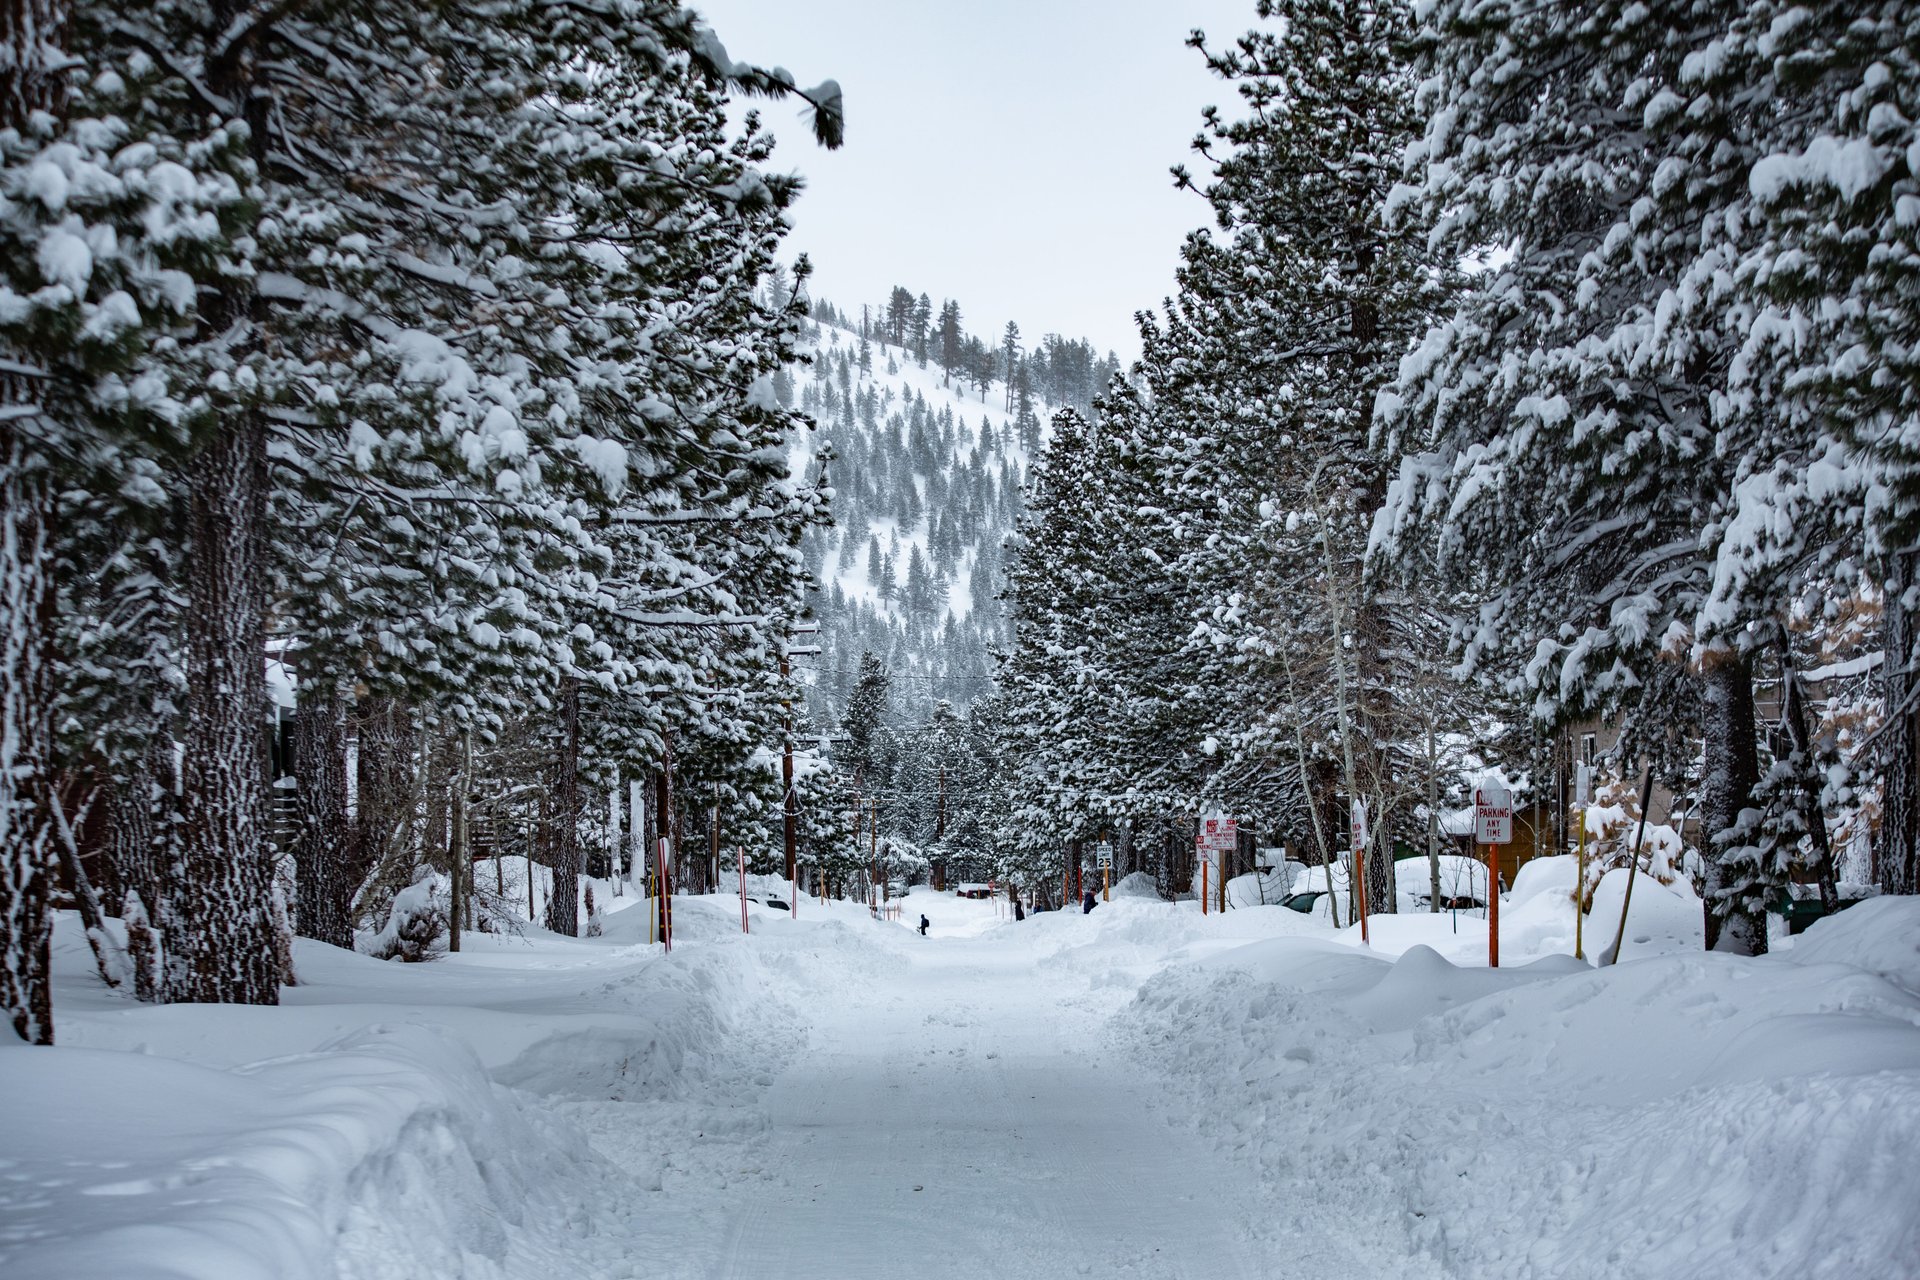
1196,818,1236,915
1199,817,1236,853
1475,784,1513,966
1475,785,1514,844
1097,840,1113,901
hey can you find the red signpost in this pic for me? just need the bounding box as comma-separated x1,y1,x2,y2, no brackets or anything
1350,800,1371,945
1475,784,1514,967
1197,817,1236,916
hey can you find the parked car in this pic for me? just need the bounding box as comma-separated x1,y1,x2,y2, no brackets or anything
764,897,788,911
955,883,993,900
1281,890,1327,914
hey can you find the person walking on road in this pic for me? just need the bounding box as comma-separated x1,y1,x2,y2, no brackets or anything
918,914,930,936
1082,890,1097,914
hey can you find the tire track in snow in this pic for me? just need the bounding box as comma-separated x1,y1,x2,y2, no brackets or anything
712,934,1273,1279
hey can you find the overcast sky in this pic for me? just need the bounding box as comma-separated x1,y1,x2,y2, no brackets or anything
692,1,1266,361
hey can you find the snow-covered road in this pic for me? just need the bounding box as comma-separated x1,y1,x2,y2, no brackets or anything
714,936,1270,1279
10,878,1918,1280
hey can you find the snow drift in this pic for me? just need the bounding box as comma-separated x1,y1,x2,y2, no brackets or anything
1126,897,1920,1278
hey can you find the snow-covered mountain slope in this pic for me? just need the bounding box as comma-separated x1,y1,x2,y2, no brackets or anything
785,314,1052,725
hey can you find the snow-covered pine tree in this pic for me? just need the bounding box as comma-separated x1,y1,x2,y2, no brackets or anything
1098,0,1442,915
992,404,1197,898
842,651,893,791
29,0,840,977
1716,0,1920,897
1373,0,1794,949
3,2,254,1030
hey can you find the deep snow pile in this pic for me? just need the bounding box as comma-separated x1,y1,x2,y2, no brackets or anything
1124,897,1920,1279
5,883,1915,1279
0,893,885,1280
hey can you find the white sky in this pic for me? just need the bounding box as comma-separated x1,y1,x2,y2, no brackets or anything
692,1,1266,361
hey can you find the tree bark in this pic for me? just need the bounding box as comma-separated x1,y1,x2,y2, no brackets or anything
108,748,160,923
111,742,165,1001
166,411,280,1004
1366,790,1396,916
543,677,582,935
1778,642,1838,911
0,0,69,1045
293,684,353,948
449,733,468,951
1879,553,1918,896
353,697,411,906
1700,650,1765,954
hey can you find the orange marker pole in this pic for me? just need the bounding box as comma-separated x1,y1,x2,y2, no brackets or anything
1201,860,1208,916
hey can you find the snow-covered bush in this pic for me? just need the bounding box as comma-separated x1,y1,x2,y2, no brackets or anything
1580,774,1689,907
364,871,448,963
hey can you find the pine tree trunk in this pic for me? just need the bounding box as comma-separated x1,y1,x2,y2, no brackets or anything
353,697,410,903
111,742,165,1001
167,411,279,1005
1366,792,1395,916
706,801,720,896
1879,553,1918,896
1,434,56,1043
1779,644,1839,911
293,684,353,948
423,734,448,879
1427,722,1442,911
1700,650,1765,954
0,0,69,1046
448,734,467,952
106,750,158,918
543,677,582,935
133,737,182,1002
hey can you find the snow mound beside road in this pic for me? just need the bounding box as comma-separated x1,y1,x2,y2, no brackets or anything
0,898,850,1280
0,1021,575,1280
1127,898,1920,1278
1786,895,1920,993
